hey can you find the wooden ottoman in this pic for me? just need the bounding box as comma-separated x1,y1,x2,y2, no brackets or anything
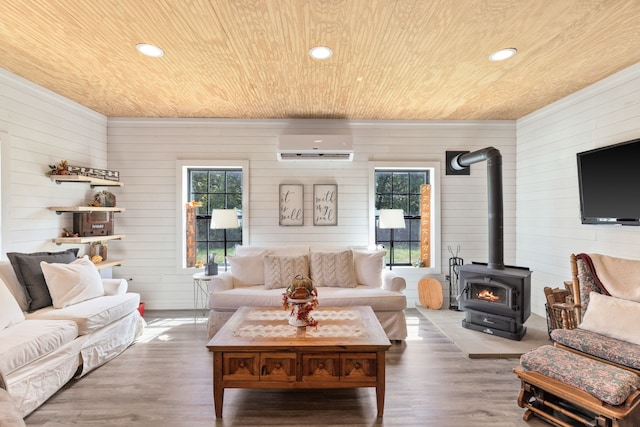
514,345,640,427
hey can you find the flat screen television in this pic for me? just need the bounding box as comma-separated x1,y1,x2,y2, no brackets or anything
577,138,640,225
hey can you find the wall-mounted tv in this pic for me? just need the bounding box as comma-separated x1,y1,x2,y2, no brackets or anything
577,138,640,225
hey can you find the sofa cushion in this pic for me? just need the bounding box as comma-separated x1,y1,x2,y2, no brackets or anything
7,249,79,312
352,249,385,287
209,285,406,312
263,255,309,290
0,388,25,427
0,261,29,312
579,292,640,346
227,254,265,287
26,293,140,335
551,328,640,370
40,256,105,309
310,250,357,288
0,319,78,376
0,278,24,330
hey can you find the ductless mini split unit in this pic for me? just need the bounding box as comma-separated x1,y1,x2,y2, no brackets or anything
277,134,353,161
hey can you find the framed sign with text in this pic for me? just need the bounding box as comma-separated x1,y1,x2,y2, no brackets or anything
313,184,338,226
279,184,304,226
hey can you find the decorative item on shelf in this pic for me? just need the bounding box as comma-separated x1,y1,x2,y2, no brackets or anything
205,254,218,276
48,160,69,175
61,228,79,238
282,274,318,327
90,241,108,262
90,191,116,207
67,165,120,182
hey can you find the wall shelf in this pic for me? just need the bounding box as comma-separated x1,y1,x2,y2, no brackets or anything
49,175,123,187
50,174,126,270
49,206,125,214
52,234,126,245
95,259,125,270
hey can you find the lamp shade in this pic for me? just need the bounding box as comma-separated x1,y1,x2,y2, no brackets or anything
378,209,406,229
210,209,240,229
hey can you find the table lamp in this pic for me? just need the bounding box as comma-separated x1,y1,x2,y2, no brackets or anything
378,209,406,270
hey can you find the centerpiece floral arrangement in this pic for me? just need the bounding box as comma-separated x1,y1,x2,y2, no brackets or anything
282,274,318,327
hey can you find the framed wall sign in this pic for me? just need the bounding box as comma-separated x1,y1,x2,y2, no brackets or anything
313,184,338,226
279,184,304,226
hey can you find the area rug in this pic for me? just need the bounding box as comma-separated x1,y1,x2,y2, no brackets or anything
415,306,552,359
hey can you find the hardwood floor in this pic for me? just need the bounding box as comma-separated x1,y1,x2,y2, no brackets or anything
24,309,546,427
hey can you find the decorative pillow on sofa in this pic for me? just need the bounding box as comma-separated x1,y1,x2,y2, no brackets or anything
263,255,309,290
310,250,357,288
352,249,385,287
579,292,640,346
227,254,265,287
0,277,24,330
40,255,105,309
7,248,79,312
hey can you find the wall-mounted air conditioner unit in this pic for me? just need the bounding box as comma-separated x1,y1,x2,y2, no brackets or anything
277,134,353,161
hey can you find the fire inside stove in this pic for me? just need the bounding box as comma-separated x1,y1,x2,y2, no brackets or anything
472,284,507,304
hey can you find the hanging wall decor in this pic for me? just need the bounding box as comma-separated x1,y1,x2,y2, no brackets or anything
279,184,304,226
420,184,431,267
313,184,338,226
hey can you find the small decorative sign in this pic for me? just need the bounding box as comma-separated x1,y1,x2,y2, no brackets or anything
279,184,304,226
68,165,120,181
313,184,337,226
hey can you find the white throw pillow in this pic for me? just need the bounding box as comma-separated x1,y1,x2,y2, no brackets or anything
352,250,385,287
310,250,358,288
40,256,105,308
227,255,265,287
579,292,640,346
263,255,309,290
0,277,24,330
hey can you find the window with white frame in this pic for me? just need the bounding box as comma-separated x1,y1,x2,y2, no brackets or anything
188,168,243,266
370,163,440,271
178,161,249,270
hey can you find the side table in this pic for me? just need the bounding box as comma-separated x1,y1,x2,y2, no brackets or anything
192,272,214,321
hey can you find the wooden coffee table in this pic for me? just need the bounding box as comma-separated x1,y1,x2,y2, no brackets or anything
206,305,392,418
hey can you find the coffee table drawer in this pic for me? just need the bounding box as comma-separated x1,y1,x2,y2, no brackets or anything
302,353,340,382
223,353,260,381
260,353,296,382
341,353,377,384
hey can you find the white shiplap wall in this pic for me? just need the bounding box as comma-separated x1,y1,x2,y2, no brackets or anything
0,68,107,256
108,119,516,309
517,62,640,317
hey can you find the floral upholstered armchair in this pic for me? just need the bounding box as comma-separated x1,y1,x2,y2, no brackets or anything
549,253,640,375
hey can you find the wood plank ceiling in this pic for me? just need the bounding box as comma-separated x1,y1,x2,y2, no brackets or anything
1,0,639,120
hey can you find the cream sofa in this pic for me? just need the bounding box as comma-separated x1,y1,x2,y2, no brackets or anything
0,250,144,418
207,246,407,340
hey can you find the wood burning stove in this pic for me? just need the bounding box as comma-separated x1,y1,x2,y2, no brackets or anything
458,263,531,340
449,147,532,340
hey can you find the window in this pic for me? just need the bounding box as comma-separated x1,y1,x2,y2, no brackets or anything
188,168,243,267
371,163,440,271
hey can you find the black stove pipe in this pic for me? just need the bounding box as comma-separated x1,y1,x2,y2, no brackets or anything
449,147,504,270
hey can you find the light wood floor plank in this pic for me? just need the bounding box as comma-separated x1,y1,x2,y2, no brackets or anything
24,309,546,426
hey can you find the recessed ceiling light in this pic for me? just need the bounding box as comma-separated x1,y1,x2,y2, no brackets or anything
309,46,333,60
136,43,164,58
489,48,517,62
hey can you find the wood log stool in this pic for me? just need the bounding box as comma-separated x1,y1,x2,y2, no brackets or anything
417,278,443,309
514,345,640,427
